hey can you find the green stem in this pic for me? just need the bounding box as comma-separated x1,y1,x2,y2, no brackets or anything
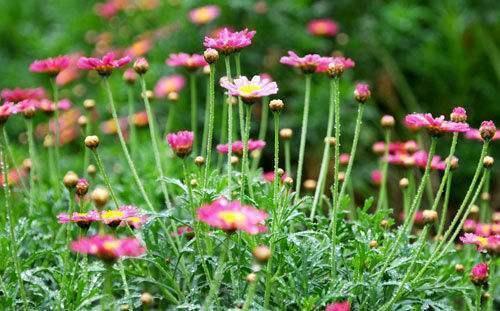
284,140,291,176
201,77,210,158
311,78,337,219
475,287,482,311
189,73,198,155
2,128,28,193
103,264,114,310
118,261,131,307
376,129,391,211
234,53,245,140
91,150,120,209
127,86,138,158
430,133,458,213
251,96,269,170
294,74,312,202
204,64,216,186
102,78,155,212
241,104,252,199
273,112,280,205
437,172,452,238
242,277,258,311
83,110,91,176
204,237,229,308
26,118,37,214
224,57,234,198
50,79,61,189
217,97,228,169
479,170,490,222
331,76,342,214
140,76,171,209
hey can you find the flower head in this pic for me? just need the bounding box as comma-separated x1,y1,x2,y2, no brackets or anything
70,235,146,262
465,128,500,141
0,102,17,124
280,51,322,73
30,55,70,75
1,87,46,103
57,210,100,229
371,170,382,186
189,5,220,25
404,113,469,136
308,19,339,37
322,56,355,76
220,75,278,104
450,107,467,123
354,83,371,103
216,139,266,156
325,301,350,311
479,121,496,141
167,130,194,157
470,262,489,286
197,198,268,234
166,53,207,71
262,171,287,183
172,226,194,239
154,75,186,98
203,28,256,54
460,233,499,253
413,151,446,171
16,99,38,118
77,52,131,76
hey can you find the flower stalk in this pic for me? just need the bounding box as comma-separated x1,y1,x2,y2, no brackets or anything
204,63,216,186
189,73,198,155
251,96,269,170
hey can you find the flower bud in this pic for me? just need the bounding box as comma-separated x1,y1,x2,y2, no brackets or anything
446,156,459,170
231,156,239,165
327,60,344,78
399,178,409,189
481,192,490,201
372,142,385,155
23,106,36,119
479,121,496,141
227,96,238,106
190,179,198,188
250,150,261,159
76,178,90,197
269,99,285,112
202,65,211,75
283,176,293,187
492,212,500,223
252,245,271,263
246,273,257,283
22,158,32,172
422,210,438,224
91,187,109,208
337,171,345,183
354,83,371,103
133,57,149,75
325,137,336,146
194,156,205,166
87,164,97,176
140,292,154,305
85,135,100,149
450,107,467,123
277,168,285,177
470,204,480,216
303,179,317,191
404,141,418,154
369,240,378,249
455,264,464,273
63,171,79,189
44,134,55,148
380,219,390,228
483,156,494,168
470,262,489,286
78,115,88,126
167,92,179,102
279,128,293,140
203,48,219,64
380,115,395,128
83,99,96,110
123,69,137,85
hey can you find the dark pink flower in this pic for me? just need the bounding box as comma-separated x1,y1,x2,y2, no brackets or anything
166,53,207,71
0,102,17,123
71,235,146,262
262,171,288,183
470,262,489,285
1,87,46,102
188,5,220,25
30,55,70,75
197,198,268,234
203,28,256,55
154,75,186,98
404,113,469,136
77,52,131,76
325,301,350,311
280,51,322,73
371,170,382,186
167,130,194,157
308,19,339,37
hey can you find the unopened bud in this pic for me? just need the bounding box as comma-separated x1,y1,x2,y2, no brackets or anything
87,164,97,176
78,115,88,126
85,135,100,149
22,158,32,171
447,156,459,170
354,83,371,103
455,264,464,273
76,178,90,197
91,187,109,208
140,292,154,305
283,176,293,187
252,245,271,263
133,57,149,75
251,150,261,159
337,171,345,183
381,115,395,128
303,179,316,191
422,210,438,224
83,99,96,110
246,273,257,283
269,99,284,112
450,107,467,123
369,240,378,249
44,135,54,148
325,137,336,146
63,171,79,189
380,219,390,228
194,156,205,166
123,69,137,85
399,178,409,189
483,156,494,168
227,96,238,106
202,65,211,75
231,156,239,165
280,128,293,140
479,121,496,141
470,204,480,215
167,92,179,102
142,90,154,101
190,179,198,188
481,192,490,201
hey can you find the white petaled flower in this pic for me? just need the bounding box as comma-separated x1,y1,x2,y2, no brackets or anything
220,75,278,104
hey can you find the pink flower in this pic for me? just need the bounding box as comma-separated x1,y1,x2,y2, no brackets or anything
463,219,477,233
188,5,220,25
166,53,208,71
475,223,492,237
197,198,268,234
470,262,489,285
280,51,322,73
479,120,497,140
460,233,499,253
100,205,141,227
77,52,131,76
154,75,186,98
0,102,17,123
57,211,100,229
464,128,500,141
413,151,446,171
317,56,355,73
262,171,287,183
203,28,256,55
167,130,194,157
325,301,350,311
404,113,469,135
308,19,339,37
1,87,46,102
56,53,82,86
354,83,371,103
339,153,350,165
220,75,278,103
450,107,467,123
16,99,38,117
371,170,382,186
30,55,70,75
216,139,266,156
71,235,146,262
172,226,194,239
123,69,138,84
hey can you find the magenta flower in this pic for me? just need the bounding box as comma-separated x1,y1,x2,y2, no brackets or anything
339,153,350,166
167,130,194,157
197,198,268,234
470,262,489,285
404,113,470,135
461,233,499,253
166,53,208,71
154,75,186,98
317,56,355,74
354,83,371,103
479,120,497,140
0,102,17,124
450,107,467,123
1,87,46,103
325,301,350,311
280,51,322,73
216,139,266,156
188,5,220,25
70,235,146,262
262,171,288,183
30,55,70,75
203,28,256,54
57,211,100,229
220,75,278,104
371,170,382,186
77,52,131,76
307,19,339,37
100,205,141,227
16,99,38,117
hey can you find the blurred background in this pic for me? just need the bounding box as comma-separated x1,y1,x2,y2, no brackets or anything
0,0,499,212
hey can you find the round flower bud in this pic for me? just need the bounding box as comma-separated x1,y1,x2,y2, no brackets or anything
404,141,418,154
492,212,500,223
63,171,79,189
203,48,219,64
194,156,205,166
481,192,490,201
380,115,395,128
277,168,285,177
83,99,96,110
252,245,271,263
380,219,390,228
372,142,385,155
22,158,32,172
303,179,317,191
87,164,97,176
91,187,109,208
78,115,88,126
354,83,371,103
482,292,490,301
22,106,36,119
123,69,137,85
167,92,179,102
246,273,257,283
446,156,459,170
325,137,336,146
455,264,464,273
133,57,149,75
76,178,90,197
230,156,239,165
422,210,438,224
190,179,198,188
250,150,261,159
483,156,494,168
283,176,294,187
279,128,293,140
399,178,409,189
44,135,55,148
403,157,415,168
202,65,211,75
470,204,480,215
269,99,285,112
85,135,100,149
369,240,378,249
450,107,467,123
337,171,345,183
470,262,489,286
479,121,496,141
140,292,154,305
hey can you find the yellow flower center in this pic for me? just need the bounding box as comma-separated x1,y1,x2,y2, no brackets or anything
101,210,125,220
218,211,246,225
103,241,120,251
126,216,141,223
238,84,261,96
477,237,488,247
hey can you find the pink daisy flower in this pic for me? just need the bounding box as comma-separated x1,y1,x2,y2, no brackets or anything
77,52,131,76
1,87,46,103
16,99,38,117
262,171,288,183
216,139,266,156
280,51,322,73
188,5,220,25
325,301,350,311
220,75,278,104
307,19,339,37
166,53,208,71
316,56,355,73
100,205,141,227
70,235,146,262
404,113,469,135
470,262,489,285
460,233,499,253
30,55,71,75
197,198,268,234
203,28,256,55
57,211,100,229
166,130,194,157
0,102,17,123
154,75,186,98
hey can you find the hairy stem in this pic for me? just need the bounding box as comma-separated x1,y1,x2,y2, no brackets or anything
204,64,216,186
189,73,198,155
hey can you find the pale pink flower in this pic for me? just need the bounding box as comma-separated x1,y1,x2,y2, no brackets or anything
1,87,46,102
280,51,322,73
316,56,355,73
30,55,70,75
16,99,39,116
216,139,265,156
460,233,499,253
71,235,146,262
166,53,207,71
77,52,131,76
307,19,339,37
57,210,100,229
197,198,268,234
325,301,350,311
475,223,492,237
100,205,141,227
167,130,194,157
154,75,186,98
203,28,256,54
188,5,220,25
404,113,469,135
220,75,278,103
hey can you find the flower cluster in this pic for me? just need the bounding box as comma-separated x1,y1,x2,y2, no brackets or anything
58,206,147,229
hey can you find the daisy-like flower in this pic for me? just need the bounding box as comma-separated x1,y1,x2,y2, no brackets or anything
325,301,350,311
197,198,268,234
470,262,489,286
166,130,194,157
460,233,500,253
120,214,148,229
220,75,278,104
166,53,208,71
0,102,17,124
216,139,266,155
77,52,131,76
203,28,256,55
70,235,146,262
307,19,339,37
1,87,46,103
16,99,38,118
100,205,141,227
188,5,220,25
30,55,71,76
57,211,100,229
413,151,446,171
404,113,470,136
318,56,355,75
154,75,186,98
280,51,322,73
